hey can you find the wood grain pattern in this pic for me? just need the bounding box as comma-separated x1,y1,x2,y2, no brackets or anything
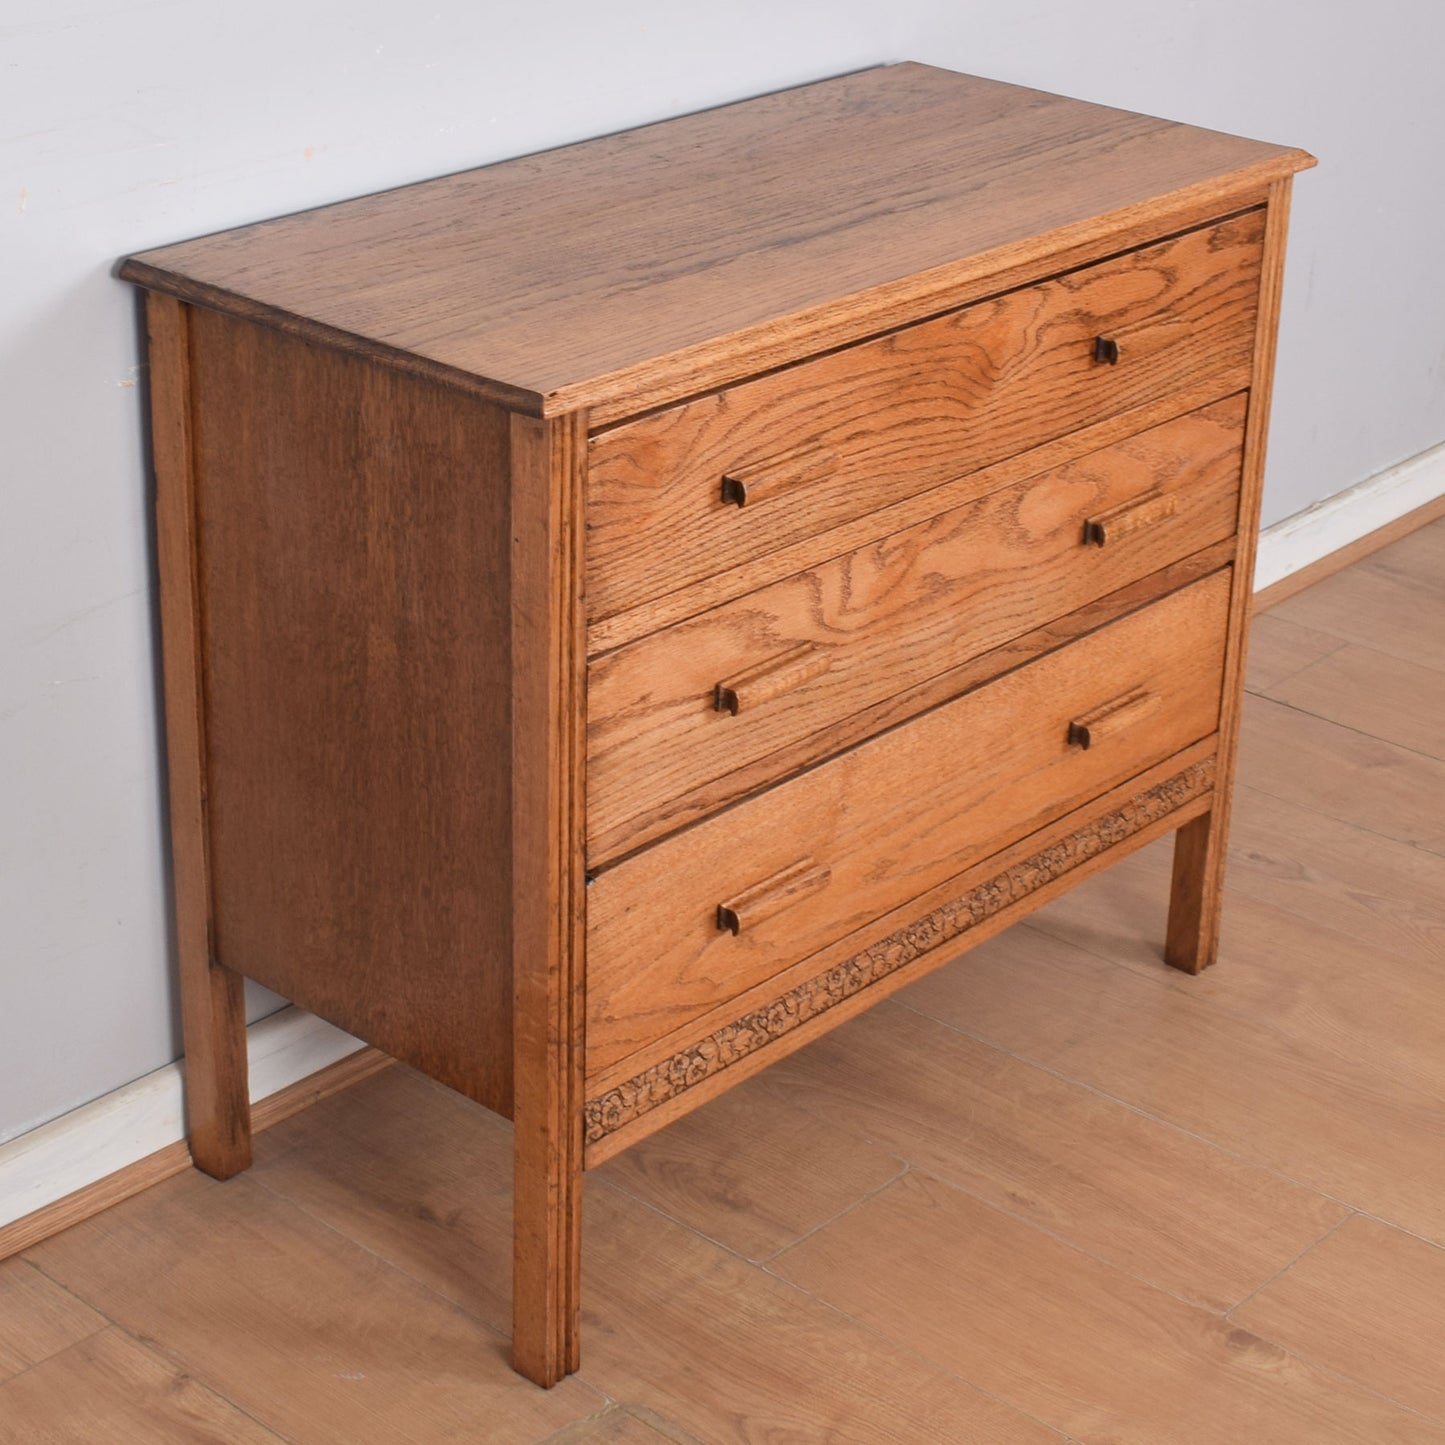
771,1171,1444,1444
1243,613,1346,692
120,65,1309,422
580,1181,1066,1444
1267,642,1445,760
906,919,1445,1248
588,397,1244,854
0,1258,104,1383
189,308,515,1112
1232,1214,1445,1423
1167,177,1295,973
1268,530,1445,675
589,539,1234,864
120,64,1314,1396
587,213,1264,619
0,1328,288,1444
146,294,253,1180
587,380,1252,656
593,1075,905,1264
764,1003,1348,1313
587,573,1229,1076
585,736,1217,1158
1238,693,1445,852
586,757,1216,1142
509,411,588,1387
26,1172,602,1442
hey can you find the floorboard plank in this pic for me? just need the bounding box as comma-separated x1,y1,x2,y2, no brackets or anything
0,1257,105,1385
1245,613,1347,693
580,1179,1064,1444
1027,786,1445,982
1269,556,1445,674
1236,694,1445,852
1266,643,1445,761
593,1071,906,1262
772,1171,1445,1444
901,927,1445,1247
0,1328,287,1445
25,1170,601,1445
757,1001,1346,1311
1232,1214,1445,1426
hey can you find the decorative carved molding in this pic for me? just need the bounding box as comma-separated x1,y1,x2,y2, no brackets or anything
584,759,1215,1144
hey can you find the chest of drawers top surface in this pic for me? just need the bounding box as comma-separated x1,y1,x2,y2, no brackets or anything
121,62,1310,419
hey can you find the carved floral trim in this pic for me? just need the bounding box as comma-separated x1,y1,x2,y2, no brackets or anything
584,758,1215,1144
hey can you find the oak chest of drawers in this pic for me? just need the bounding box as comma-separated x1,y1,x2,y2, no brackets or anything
122,63,1314,1385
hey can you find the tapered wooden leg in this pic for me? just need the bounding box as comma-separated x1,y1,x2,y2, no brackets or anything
1168,177,1298,980
512,1091,583,1385
147,292,253,1178
178,958,253,1179
1165,807,1228,974
510,411,587,1386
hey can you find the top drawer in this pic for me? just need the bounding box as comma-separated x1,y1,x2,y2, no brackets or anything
587,210,1264,621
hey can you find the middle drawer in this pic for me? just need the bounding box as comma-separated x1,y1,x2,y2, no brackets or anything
588,394,1244,858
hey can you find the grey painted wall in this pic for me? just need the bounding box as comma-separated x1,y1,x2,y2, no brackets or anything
3,1,1442,1142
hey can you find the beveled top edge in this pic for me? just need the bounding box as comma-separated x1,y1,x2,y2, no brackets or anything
121,63,1314,419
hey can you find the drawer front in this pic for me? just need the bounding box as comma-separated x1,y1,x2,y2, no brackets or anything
586,569,1230,1076
587,210,1264,621
587,395,1245,857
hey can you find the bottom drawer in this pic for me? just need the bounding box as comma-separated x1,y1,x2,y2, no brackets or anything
586,569,1231,1076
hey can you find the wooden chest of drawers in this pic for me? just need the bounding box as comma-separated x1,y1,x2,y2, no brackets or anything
122,64,1313,1386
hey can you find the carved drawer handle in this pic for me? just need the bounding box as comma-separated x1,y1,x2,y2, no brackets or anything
719,448,839,509
717,858,832,936
1067,689,1160,750
714,643,833,716
1082,491,1179,547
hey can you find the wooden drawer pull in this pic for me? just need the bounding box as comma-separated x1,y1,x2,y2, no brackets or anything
715,643,832,716
1067,688,1160,750
719,448,839,509
1082,491,1179,547
717,858,832,936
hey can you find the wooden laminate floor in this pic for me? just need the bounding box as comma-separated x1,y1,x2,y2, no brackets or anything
8,521,1445,1443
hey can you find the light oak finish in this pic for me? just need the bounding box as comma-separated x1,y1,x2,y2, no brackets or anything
119,64,1307,422
188,310,516,1111
586,215,1262,618
1232,1214,1445,1422
584,741,1218,1164
589,398,1245,855
28,1171,603,1443
1166,176,1294,975
1267,641,1445,760
509,410,589,1385
10,530,1445,1440
772,1171,1445,1444
0,1258,104,1383
0,1329,287,1445
119,65,1311,1385
146,293,251,1181
587,573,1229,1075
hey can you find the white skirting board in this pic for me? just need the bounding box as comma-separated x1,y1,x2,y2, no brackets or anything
1253,437,1445,594
3,438,1444,1236
0,1008,364,1231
